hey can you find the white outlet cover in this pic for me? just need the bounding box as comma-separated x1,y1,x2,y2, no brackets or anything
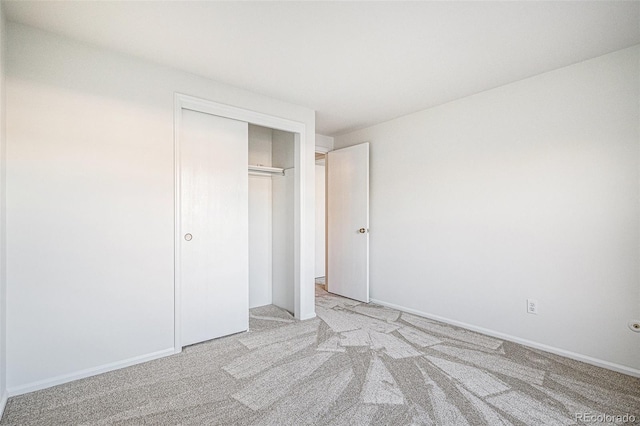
628,320,640,333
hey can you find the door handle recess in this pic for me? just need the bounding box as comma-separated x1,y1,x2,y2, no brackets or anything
184,233,193,241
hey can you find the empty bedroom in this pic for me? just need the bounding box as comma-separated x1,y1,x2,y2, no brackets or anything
0,1,638,424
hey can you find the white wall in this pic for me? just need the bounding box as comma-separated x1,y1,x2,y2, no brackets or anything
315,133,334,152
248,124,273,167
334,46,640,374
6,22,315,393
315,163,325,278
271,130,296,314
272,129,295,170
272,169,295,314
0,2,7,417
248,125,273,308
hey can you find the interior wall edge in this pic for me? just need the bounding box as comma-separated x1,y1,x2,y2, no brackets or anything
6,348,175,397
0,0,7,415
0,390,6,419
371,298,640,378
298,312,317,321
314,133,334,152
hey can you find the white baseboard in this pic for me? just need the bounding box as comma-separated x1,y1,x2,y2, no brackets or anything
0,389,7,421
7,348,176,397
370,298,640,378
299,312,317,321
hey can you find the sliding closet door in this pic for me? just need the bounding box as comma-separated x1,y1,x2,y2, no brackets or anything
180,109,249,347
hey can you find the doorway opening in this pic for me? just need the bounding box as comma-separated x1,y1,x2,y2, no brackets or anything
249,124,296,314
315,152,327,290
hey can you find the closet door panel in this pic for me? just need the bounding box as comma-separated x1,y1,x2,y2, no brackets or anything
180,109,249,347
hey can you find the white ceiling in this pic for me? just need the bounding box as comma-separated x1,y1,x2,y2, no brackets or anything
4,1,640,136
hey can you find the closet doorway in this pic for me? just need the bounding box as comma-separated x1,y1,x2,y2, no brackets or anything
174,94,309,351
248,124,296,314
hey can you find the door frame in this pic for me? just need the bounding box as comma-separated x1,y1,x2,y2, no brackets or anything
315,145,331,286
174,93,309,352
314,152,327,282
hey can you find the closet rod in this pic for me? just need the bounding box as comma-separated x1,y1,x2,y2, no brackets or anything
248,165,285,176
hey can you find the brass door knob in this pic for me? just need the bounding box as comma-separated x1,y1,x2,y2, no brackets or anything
358,228,367,234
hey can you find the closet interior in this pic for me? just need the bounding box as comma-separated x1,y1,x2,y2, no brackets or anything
248,124,295,314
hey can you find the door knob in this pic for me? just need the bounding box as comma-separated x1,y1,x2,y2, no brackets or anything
358,228,367,234
184,233,193,241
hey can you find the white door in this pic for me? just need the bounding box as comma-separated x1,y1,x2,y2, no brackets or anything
180,109,249,347
327,143,369,302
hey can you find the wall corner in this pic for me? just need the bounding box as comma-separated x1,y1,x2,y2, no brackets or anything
0,0,8,420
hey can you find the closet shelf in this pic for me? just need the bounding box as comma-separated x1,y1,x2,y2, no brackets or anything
248,165,285,176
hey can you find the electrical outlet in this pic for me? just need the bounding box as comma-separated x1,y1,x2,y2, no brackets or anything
527,299,538,314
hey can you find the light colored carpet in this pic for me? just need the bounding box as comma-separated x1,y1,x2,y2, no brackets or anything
2,285,639,425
